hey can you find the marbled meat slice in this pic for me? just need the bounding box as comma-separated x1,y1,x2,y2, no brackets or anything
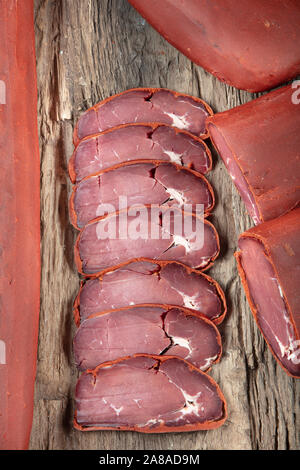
74,355,227,432
74,260,226,325
74,88,213,143
73,306,222,371
75,206,220,275
69,123,212,182
70,161,214,228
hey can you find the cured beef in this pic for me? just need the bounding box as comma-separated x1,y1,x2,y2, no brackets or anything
73,88,213,143
0,0,40,450
73,306,222,371
69,123,212,183
69,161,214,228
74,355,227,432
75,206,220,275
74,260,226,325
128,0,300,92
207,85,300,224
235,208,300,378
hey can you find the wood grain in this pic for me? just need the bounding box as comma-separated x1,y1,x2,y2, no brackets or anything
30,0,300,450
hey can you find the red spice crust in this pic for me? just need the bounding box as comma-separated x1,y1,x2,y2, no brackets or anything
128,1,300,93
0,0,40,450
206,85,300,224
207,120,264,224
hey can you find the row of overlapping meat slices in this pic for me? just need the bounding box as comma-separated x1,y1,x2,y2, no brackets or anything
69,88,228,433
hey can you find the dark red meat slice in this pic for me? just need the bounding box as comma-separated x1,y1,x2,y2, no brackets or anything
69,123,212,183
70,161,214,228
207,85,300,224
75,206,219,275
235,208,300,378
74,88,213,143
73,306,222,371
74,355,227,432
129,0,300,93
74,260,226,325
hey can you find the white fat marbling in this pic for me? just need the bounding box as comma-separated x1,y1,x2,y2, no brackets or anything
109,404,124,416
164,112,190,130
166,187,187,206
172,234,192,253
201,354,218,371
164,150,182,165
171,336,192,358
180,292,200,309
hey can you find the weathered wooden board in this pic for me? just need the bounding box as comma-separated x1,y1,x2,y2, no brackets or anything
30,0,299,450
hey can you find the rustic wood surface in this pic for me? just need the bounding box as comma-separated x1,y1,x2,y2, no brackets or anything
30,0,300,450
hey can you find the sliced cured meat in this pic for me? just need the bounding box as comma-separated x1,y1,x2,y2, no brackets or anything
74,355,227,432
207,85,300,224
69,123,212,183
73,88,213,143
0,0,40,450
73,306,222,371
69,161,214,228
74,260,226,325
236,238,300,378
129,0,300,93
235,208,300,378
75,206,219,275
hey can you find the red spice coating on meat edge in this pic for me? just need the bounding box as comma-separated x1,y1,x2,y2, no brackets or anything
69,123,212,183
73,260,227,326
74,355,227,432
73,88,213,144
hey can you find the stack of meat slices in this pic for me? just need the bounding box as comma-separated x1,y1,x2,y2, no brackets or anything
69,88,227,433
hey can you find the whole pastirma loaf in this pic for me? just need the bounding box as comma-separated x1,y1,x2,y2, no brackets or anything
129,0,300,92
235,208,300,378
74,355,227,432
0,0,41,450
73,88,213,143
207,85,300,225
